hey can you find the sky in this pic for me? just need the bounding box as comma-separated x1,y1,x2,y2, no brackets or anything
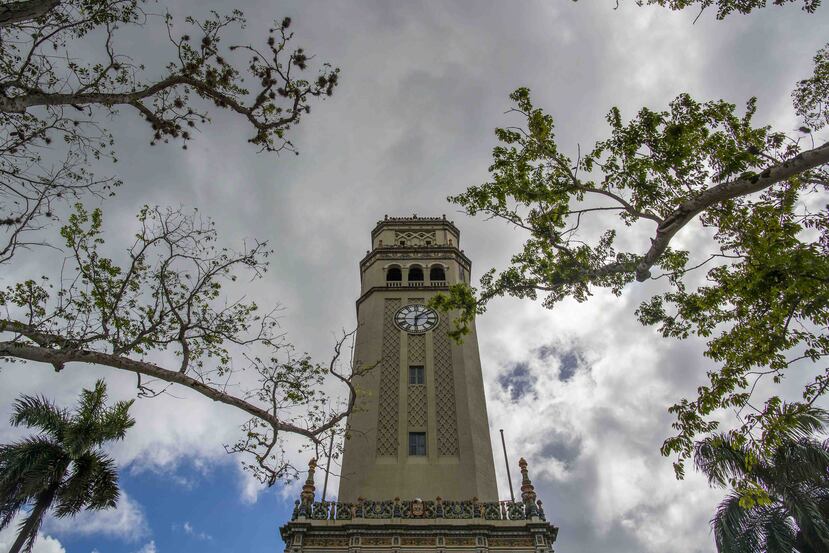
0,1,826,552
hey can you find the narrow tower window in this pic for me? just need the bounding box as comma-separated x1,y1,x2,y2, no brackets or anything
408,432,426,456
386,267,402,282
408,365,425,385
408,266,424,281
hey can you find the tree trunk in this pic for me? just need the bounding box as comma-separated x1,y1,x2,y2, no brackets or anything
7,483,58,553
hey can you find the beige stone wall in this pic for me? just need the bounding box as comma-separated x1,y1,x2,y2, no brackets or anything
280,517,558,553
338,218,497,503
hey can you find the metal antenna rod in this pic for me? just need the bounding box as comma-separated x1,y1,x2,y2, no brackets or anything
500,429,515,502
321,431,335,502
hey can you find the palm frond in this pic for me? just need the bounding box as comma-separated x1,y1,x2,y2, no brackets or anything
92,399,135,444
695,434,750,487
785,492,829,551
86,456,119,510
53,454,96,517
0,437,66,499
768,404,829,443
760,506,797,553
9,395,69,440
0,497,26,532
770,438,829,492
76,380,108,423
54,452,119,516
65,383,134,453
713,492,761,552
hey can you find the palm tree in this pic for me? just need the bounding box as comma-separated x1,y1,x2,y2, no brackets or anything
0,379,134,553
695,405,829,553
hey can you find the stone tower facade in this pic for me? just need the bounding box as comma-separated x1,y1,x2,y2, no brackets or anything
280,216,558,553
338,215,497,502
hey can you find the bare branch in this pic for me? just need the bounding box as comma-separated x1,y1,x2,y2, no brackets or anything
0,338,324,440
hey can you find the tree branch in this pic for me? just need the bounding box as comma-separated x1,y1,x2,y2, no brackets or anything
635,140,829,281
578,185,664,224
0,0,60,28
0,338,330,443
0,74,189,113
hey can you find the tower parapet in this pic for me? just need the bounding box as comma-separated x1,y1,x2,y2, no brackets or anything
370,214,461,249
281,458,558,553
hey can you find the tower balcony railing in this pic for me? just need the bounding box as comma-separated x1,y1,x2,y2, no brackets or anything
291,498,546,522
384,280,448,288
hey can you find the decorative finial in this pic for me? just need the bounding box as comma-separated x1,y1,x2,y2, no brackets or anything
519,457,537,505
300,458,317,505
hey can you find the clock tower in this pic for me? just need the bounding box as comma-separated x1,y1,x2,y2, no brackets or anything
280,215,558,553
338,214,498,502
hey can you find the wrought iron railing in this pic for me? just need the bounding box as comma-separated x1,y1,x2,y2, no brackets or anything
292,498,546,522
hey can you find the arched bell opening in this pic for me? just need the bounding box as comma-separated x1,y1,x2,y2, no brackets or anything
408,266,424,282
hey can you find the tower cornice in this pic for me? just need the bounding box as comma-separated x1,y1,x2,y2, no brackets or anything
370,214,461,241
358,245,471,272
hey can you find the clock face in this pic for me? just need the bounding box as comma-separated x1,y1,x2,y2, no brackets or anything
394,304,439,333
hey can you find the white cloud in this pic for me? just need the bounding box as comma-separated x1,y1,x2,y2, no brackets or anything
239,469,264,505
42,491,149,542
481,291,723,551
134,540,157,553
0,514,66,553
175,521,213,541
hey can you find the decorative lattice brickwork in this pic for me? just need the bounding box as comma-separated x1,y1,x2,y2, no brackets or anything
408,333,425,364
376,299,401,456
434,316,459,455
394,230,436,246
407,329,427,429
407,385,427,427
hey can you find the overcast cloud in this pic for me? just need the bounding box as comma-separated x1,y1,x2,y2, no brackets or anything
1,1,825,552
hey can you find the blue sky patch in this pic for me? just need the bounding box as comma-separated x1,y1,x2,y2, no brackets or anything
47,462,295,553
498,361,537,401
